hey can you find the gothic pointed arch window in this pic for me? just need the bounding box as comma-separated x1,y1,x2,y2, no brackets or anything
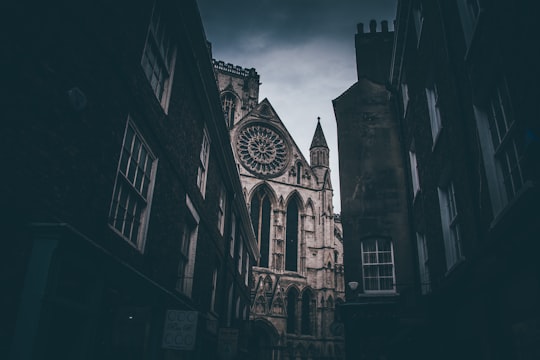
285,198,299,271
250,187,271,267
305,203,314,232
255,295,266,314
286,287,298,334
296,162,302,184
301,290,313,335
273,297,284,315
263,275,273,293
327,295,334,309
221,92,237,129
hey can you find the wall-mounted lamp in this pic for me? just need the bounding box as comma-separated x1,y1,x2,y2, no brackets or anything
347,281,359,291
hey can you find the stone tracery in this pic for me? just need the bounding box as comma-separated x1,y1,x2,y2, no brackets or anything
236,124,289,177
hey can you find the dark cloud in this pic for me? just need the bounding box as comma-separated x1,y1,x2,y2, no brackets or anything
196,0,397,213
198,0,397,49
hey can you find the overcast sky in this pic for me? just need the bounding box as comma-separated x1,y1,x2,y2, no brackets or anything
196,0,397,213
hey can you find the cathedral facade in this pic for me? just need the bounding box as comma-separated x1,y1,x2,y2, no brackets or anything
214,60,345,360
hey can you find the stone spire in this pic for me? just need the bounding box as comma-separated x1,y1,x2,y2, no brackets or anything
310,117,330,169
310,117,329,150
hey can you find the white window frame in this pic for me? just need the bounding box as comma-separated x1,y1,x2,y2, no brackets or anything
426,82,443,146
487,79,524,205
176,221,194,295
210,268,218,313
218,184,226,235
473,78,525,217
230,213,236,258
438,182,463,271
408,148,420,197
416,233,431,294
244,256,250,286
109,117,158,252
141,3,177,112
361,239,396,293
413,1,424,46
238,237,243,274
176,194,200,297
197,127,211,197
457,0,482,50
401,82,410,116
221,92,237,128
296,162,302,185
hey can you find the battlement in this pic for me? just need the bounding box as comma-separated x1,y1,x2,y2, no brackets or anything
357,19,392,34
354,19,394,83
212,59,259,79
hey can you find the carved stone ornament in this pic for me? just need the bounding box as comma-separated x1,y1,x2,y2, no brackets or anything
236,123,290,177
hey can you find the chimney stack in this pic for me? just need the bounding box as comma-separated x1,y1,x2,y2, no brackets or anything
381,20,388,33
369,19,377,33
355,18,394,83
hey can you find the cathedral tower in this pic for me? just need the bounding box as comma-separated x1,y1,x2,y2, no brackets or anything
212,60,260,129
310,117,331,186
214,60,345,360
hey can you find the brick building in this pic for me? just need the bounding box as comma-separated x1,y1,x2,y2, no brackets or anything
332,20,421,360
389,0,540,359
3,1,258,359
334,2,539,359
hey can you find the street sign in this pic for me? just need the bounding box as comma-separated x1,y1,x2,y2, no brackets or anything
218,328,239,360
162,310,198,351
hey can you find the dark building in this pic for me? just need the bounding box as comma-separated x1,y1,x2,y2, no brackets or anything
3,1,258,359
355,20,395,85
333,20,421,360
388,0,540,359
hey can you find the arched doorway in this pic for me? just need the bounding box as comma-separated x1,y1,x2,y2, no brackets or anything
248,319,278,360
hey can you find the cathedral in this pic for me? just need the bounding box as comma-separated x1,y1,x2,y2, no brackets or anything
213,60,345,360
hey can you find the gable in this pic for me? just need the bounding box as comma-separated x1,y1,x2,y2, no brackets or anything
231,98,315,182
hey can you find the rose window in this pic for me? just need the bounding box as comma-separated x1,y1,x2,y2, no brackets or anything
236,124,289,176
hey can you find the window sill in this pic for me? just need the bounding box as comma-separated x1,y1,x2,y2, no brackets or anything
444,256,466,277
412,188,421,204
403,100,410,120
174,287,192,300
197,186,207,200
431,127,443,152
207,310,219,320
108,225,144,253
